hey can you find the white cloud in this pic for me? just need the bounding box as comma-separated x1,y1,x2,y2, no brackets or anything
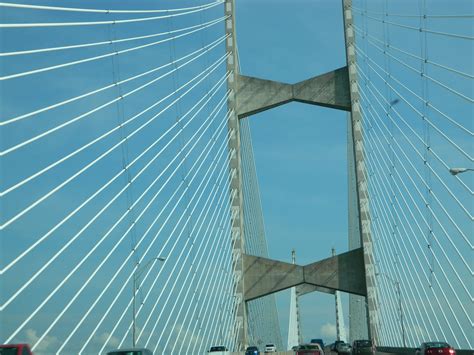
320,322,337,339
95,331,121,348
25,328,59,354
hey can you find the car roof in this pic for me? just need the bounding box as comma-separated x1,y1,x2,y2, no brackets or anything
106,348,153,354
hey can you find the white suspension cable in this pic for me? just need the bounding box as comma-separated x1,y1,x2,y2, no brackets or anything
152,181,232,350
0,2,223,28
363,133,449,341
361,100,454,339
2,73,229,314
357,36,474,104
0,53,228,233
351,6,474,19
363,121,444,341
81,107,230,353
353,25,474,80
162,166,233,352
1,33,226,126
365,118,472,337
0,35,227,156
359,91,473,323
1,38,227,200
354,10,474,40
355,44,474,150
5,86,230,349
98,112,231,352
352,26,473,137
132,138,231,345
356,61,473,219
372,157,469,344
0,1,223,14
131,113,232,340
61,100,226,352
27,88,231,350
356,70,474,271
0,20,226,81
180,225,236,353
115,155,230,347
0,17,225,57
193,258,236,353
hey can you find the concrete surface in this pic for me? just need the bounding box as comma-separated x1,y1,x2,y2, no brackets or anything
235,66,351,119
243,248,366,301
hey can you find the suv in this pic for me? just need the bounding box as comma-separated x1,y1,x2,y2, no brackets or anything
352,340,373,355
310,339,325,349
335,342,351,354
264,344,277,353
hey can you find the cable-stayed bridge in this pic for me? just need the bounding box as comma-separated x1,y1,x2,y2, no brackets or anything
0,0,472,354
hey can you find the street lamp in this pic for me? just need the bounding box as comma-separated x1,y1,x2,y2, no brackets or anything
449,167,474,175
375,273,406,347
132,256,166,347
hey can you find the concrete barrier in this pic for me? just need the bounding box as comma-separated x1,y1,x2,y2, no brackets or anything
376,347,473,355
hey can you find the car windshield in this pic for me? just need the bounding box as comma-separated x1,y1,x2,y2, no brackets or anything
298,345,317,350
266,344,274,347
357,341,372,347
426,343,450,349
210,346,226,351
247,347,258,350
107,352,143,355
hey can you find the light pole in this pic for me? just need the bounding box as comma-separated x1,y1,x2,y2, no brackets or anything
376,273,406,347
132,256,166,347
449,167,474,175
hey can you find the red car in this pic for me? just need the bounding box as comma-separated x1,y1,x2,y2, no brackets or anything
416,342,456,355
295,344,323,355
0,344,33,355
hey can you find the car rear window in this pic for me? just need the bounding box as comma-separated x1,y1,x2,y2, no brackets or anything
357,341,372,347
0,348,19,355
210,346,226,351
426,343,450,349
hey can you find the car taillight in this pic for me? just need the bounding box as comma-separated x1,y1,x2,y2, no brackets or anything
448,349,455,354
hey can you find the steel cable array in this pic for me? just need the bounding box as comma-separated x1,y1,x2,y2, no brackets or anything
351,0,472,348
0,1,246,353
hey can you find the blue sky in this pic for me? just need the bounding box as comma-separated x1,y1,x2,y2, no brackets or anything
1,0,472,352
235,0,351,343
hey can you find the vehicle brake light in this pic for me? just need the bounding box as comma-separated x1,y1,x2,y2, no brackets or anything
449,350,455,354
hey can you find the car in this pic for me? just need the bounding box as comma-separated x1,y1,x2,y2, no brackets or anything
246,346,260,355
311,339,325,349
335,342,351,354
264,343,277,353
208,346,229,354
296,343,324,355
416,342,456,355
106,348,153,355
352,340,373,355
0,344,33,355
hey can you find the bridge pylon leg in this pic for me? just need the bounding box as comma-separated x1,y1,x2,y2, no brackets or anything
225,0,248,351
342,0,379,343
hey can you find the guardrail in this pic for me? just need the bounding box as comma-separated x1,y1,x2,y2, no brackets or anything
376,347,473,355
